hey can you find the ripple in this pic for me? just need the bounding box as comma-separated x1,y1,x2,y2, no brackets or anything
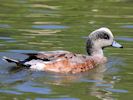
0,36,16,42
32,25,68,29
105,88,128,93
121,25,133,29
80,79,104,83
0,37,12,40
36,98,79,100
0,89,22,95
19,29,61,35
96,84,113,87
30,4,59,10
116,37,133,42
8,50,38,53
0,24,11,28
15,81,51,94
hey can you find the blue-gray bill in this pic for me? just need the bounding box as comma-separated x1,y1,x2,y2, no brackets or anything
112,41,123,48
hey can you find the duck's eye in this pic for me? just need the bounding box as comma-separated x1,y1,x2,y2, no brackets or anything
97,32,110,40
103,33,110,40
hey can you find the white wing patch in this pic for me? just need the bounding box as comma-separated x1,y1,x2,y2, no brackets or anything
24,60,47,71
30,63,45,71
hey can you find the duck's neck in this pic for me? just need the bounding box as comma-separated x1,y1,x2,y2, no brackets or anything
86,38,104,57
87,47,104,56
86,42,107,65
90,48,103,56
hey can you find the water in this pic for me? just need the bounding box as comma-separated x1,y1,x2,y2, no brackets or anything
0,0,132,100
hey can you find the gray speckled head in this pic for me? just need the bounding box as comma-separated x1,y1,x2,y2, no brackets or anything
86,27,123,56
89,27,113,41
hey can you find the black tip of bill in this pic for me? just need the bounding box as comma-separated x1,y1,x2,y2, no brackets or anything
120,46,123,48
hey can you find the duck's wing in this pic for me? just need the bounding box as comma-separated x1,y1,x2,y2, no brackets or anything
22,50,71,61
3,50,72,68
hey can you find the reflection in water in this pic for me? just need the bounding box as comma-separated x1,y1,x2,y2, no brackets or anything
89,65,114,100
89,63,128,100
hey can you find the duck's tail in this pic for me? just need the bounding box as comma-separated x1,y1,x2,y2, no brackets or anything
2,56,30,68
3,56,19,64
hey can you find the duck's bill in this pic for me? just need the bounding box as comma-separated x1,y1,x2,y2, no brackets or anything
112,41,123,48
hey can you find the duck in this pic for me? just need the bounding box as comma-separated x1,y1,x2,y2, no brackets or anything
3,27,123,74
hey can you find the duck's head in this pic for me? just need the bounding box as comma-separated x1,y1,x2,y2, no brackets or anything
86,27,123,56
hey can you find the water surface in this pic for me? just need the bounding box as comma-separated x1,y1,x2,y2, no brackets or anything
0,0,133,100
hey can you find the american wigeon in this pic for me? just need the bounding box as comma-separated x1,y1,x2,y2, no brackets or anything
3,27,123,74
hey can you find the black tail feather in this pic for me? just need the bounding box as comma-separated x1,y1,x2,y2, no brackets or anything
2,56,30,68
3,56,19,64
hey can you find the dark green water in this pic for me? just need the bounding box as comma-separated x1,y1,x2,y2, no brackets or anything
0,0,132,100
